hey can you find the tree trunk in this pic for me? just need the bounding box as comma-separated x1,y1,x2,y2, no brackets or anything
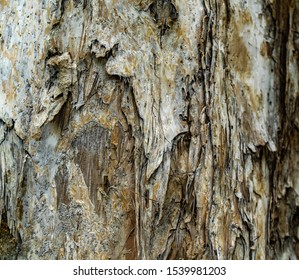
0,0,298,260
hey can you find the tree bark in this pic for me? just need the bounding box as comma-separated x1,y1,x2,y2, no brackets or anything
0,0,298,259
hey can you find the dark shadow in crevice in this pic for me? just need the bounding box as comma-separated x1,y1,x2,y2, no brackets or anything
0,212,18,260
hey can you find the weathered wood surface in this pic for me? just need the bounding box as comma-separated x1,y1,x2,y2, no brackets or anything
0,0,298,259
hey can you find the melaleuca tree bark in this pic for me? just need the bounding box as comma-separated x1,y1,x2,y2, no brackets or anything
0,0,298,259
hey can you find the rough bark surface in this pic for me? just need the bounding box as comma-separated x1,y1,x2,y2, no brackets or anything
0,0,298,259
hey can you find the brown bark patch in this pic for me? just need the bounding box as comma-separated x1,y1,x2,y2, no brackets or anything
260,41,272,58
55,164,71,207
228,22,252,76
240,10,253,25
0,0,8,8
123,211,137,260
72,122,110,214
0,213,18,260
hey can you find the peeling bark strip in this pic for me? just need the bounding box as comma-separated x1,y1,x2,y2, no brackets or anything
0,0,298,259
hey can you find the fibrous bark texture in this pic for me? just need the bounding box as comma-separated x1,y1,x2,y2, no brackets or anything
0,0,298,259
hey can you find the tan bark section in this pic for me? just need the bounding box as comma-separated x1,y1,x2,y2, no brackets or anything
0,0,298,259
